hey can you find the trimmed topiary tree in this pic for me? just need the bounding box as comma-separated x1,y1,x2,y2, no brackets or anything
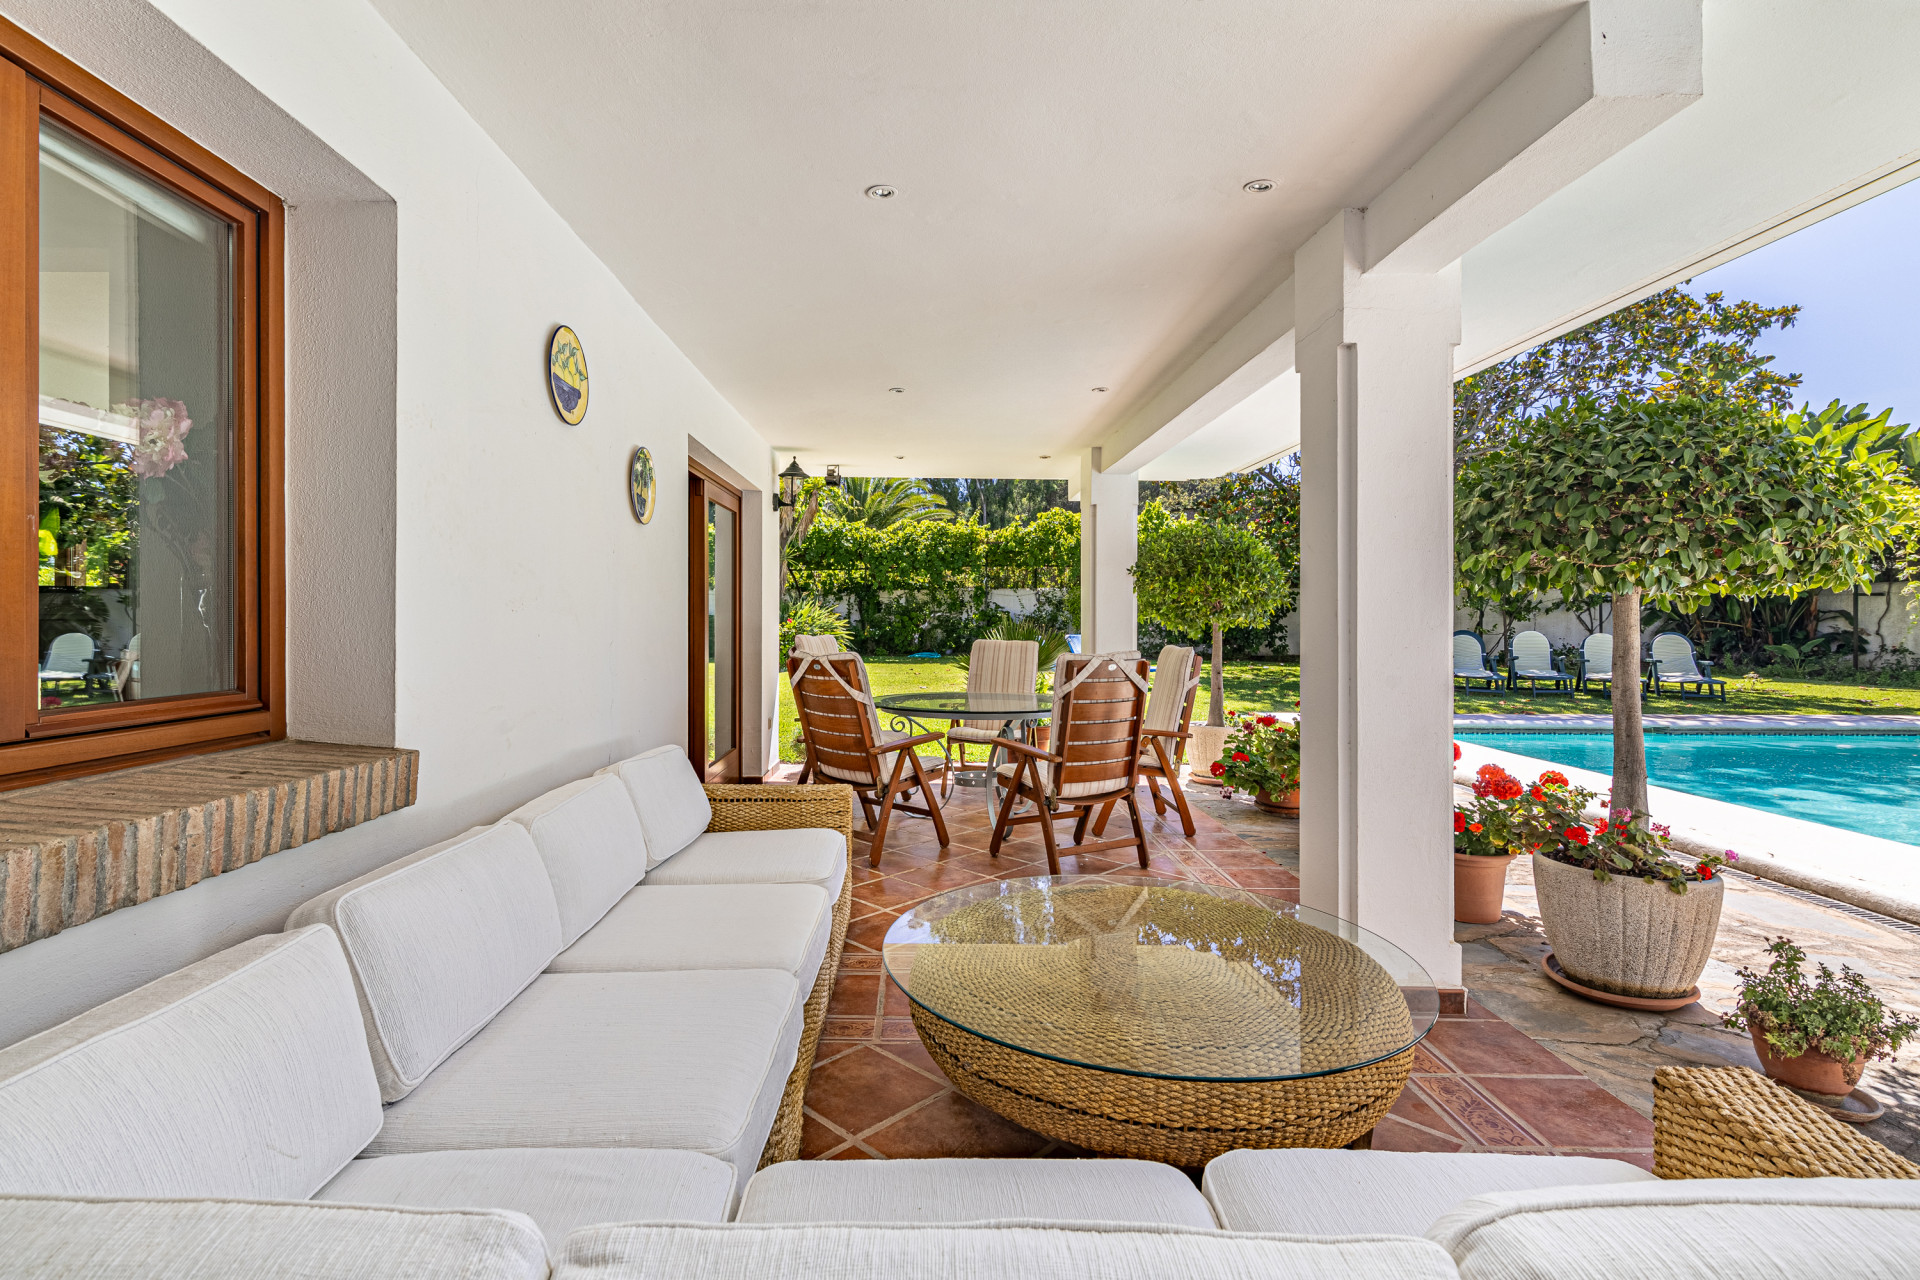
1132,509,1292,727
1457,395,1918,821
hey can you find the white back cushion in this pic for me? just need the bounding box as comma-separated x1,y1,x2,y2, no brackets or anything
1428,1178,1920,1280
505,775,652,946
288,823,562,1102
0,1194,547,1280
0,927,380,1201
597,745,712,866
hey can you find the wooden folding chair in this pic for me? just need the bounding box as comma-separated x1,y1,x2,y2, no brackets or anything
988,653,1150,875
1093,645,1201,839
789,651,949,866
788,635,845,783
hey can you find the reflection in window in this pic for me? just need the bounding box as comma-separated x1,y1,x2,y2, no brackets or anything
37,120,235,711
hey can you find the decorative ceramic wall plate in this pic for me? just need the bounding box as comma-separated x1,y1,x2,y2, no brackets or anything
548,325,589,424
629,446,656,524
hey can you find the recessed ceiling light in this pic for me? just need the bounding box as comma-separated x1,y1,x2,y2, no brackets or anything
1039,455,1051,460
894,455,905,460
866,185,897,199
889,386,905,393
1243,179,1275,193
1092,386,1109,393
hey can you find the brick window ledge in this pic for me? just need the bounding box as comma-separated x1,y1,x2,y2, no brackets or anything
0,741,418,954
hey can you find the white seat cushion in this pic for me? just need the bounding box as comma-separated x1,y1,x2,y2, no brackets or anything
0,1193,546,1280
946,724,1003,743
643,827,847,902
318,1148,735,1249
287,823,563,1102
505,775,652,946
363,970,804,1190
556,1222,1458,1279
738,1158,1217,1228
597,745,712,865
996,759,1125,800
1203,1149,1657,1237
549,883,833,988
1427,1177,1920,1280
0,927,380,1201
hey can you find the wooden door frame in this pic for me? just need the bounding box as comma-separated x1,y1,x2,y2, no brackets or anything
688,462,743,782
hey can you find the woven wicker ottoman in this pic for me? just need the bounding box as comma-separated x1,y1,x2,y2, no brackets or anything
883,877,1437,1166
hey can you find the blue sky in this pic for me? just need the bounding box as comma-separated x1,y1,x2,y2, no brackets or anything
1687,174,1920,426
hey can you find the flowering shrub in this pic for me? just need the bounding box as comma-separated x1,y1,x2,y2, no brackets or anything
1724,937,1918,1064
1452,764,1734,893
1214,711,1300,797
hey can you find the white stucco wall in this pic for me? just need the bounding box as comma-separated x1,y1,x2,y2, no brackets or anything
0,0,776,1045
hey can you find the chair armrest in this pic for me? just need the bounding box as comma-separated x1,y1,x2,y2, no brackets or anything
993,737,1062,763
886,730,946,751
1699,660,1715,679
1142,728,1190,740
703,784,852,837
1652,1065,1920,1180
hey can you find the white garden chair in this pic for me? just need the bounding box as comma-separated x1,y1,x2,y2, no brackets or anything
38,632,95,694
1507,630,1572,694
1576,633,1650,699
1453,631,1502,692
1648,632,1727,701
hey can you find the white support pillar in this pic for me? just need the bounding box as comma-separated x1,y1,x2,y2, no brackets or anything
1077,448,1139,656
1295,210,1463,990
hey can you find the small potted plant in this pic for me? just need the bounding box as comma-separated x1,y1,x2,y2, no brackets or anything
1452,757,1521,923
1212,712,1300,813
1723,937,1919,1096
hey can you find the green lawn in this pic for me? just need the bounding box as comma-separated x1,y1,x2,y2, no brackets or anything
779,658,1920,761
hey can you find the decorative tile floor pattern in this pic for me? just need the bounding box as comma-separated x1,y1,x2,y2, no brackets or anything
792,775,1655,1167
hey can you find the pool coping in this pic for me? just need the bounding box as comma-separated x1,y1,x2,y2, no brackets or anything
1455,713,1920,735
1454,741,1920,928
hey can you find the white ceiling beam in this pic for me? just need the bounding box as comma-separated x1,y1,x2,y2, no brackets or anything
1365,0,1702,275
1096,283,1295,476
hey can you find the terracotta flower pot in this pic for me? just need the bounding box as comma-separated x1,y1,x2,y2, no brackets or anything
1749,1029,1867,1097
1532,853,1724,999
1189,725,1229,786
1453,852,1515,924
1254,787,1299,815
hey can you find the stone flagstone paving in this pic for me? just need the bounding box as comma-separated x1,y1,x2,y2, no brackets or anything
785,771,1656,1167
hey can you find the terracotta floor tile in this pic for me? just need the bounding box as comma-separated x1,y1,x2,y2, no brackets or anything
1473,1076,1655,1149
826,974,882,1019
828,1146,876,1159
884,863,992,895
845,910,901,952
822,1016,876,1041
879,1018,921,1041
854,879,939,913
1188,831,1255,849
1411,1045,1453,1075
1422,1018,1583,1077
874,1040,948,1083
838,951,883,973
1219,868,1301,890
1370,1114,1465,1153
863,1091,1050,1158
1416,1075,1544,1148
1199,848,1291,870
800,1110,850,1159
883,978,914,1016
1389,1081,1468,1141
1464,998,1503,1020
803,1045,948,1137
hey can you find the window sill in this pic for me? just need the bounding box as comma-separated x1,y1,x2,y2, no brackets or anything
0,741,417,953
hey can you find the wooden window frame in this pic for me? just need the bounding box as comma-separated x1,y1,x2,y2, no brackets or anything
688,462,742,783
0,19,284,789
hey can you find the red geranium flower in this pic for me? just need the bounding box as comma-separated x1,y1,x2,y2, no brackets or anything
1454,811,1467,834
1697,863,1715,880
1231,751,1249,763
1476,763,1503,781
1594,819,1609,835
1257,715,1278,727
1209,760,1226,777
1454,742,1462,762
1538,770,1569,788
1564,826,1590,846
1493,776,1523,800
1468,823,1483,833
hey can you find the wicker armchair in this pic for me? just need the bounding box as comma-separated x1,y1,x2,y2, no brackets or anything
1653,1065,1919,1180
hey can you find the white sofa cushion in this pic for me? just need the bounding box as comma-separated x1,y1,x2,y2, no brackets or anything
363,970,804,1190
1428,1178,1920,1280
288,823,563,1102
0,1193,546,1280
505,775,653,946
738,1158,1217,1228
0,926,380,1201
319,1148,735,1250
1204,1150,1657,1237
597,745,712,865
644,827,847,901
549,883,832,986
556,1221,1459,1279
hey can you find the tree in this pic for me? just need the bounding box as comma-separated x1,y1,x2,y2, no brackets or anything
1454,288,1801,468
921,478,1068,527
1131,506,1293,727
820,477,954,529
1457,395,1918,821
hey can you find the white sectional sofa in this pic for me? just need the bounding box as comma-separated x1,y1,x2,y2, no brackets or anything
1,744,1917,1278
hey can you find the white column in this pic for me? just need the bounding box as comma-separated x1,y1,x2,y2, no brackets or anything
1077,448,1139,656
1295,210,1463,989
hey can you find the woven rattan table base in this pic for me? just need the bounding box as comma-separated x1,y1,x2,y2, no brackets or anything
912,1005,1413,1164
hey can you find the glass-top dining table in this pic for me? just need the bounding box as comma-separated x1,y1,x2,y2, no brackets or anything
872,690,1049,793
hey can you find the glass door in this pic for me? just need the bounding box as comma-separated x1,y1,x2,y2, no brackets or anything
689,467,741,781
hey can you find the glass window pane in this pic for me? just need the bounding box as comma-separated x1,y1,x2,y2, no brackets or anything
707,501,736,763
37,120,236,711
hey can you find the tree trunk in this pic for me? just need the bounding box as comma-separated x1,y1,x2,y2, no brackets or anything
1207,621,1225,727
1610,589,1649,826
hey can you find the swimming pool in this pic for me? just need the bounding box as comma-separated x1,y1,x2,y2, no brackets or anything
1456,732,1920,847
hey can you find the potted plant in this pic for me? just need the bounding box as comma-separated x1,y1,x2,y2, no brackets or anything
1451,757,1520,923
1213,712,1299,813
1478,764,1734,1001
1722,937,1919,1096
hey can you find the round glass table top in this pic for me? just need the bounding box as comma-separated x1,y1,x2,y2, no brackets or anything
882,876,1437,1082
873,690,1049,719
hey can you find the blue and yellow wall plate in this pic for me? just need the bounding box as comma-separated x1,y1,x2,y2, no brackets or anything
630,446,656,524
548,325,589,424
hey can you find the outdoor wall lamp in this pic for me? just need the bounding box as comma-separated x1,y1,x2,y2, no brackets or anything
771,456,808,511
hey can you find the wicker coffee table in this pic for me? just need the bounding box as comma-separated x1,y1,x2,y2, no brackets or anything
882,876,1437,1165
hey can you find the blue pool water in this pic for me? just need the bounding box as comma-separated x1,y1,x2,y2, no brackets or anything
1456,733,1920,847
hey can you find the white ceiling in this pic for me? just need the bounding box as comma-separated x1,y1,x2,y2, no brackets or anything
367,0,1574,478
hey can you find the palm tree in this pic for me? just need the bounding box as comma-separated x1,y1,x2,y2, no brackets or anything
821,477,954,528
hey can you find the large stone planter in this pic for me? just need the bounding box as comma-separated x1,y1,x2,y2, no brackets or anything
1532,853,1723,999
1188,725,1230,787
